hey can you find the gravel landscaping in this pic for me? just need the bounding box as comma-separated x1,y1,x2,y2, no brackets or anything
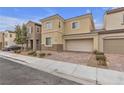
42,51,92,65
15,50,124,72
105,54,124,72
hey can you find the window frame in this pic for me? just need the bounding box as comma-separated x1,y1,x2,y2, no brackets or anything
45,22,52,30
45,37,52,47
71,21,80,29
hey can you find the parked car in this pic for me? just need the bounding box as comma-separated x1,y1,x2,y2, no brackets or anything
2,45,22,51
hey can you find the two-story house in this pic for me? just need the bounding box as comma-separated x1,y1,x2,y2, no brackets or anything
40,14,97,52
63,14,96,52
3,31,16,48
40,14,64,51
98,7,124,54
26,21,41,51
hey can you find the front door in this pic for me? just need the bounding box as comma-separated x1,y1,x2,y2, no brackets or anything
30,40,33,49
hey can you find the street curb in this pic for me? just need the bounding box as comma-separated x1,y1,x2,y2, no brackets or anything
0,54,96,85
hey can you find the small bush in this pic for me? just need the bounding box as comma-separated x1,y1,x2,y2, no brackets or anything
28,51,36,55
96,55,106,61
96,52,104,55
47,53,52,56
96,55,107,66
32,52,37,56
14,50,21,54
93,50,98,54
38,53,46,57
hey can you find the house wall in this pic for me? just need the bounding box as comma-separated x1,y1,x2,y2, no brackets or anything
26,22,41,50
4,32,16,48
104,11,124,30
41,17,64,51
64,15,94,35
0,32,4,49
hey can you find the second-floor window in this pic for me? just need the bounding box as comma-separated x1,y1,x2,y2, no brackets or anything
10,34,12,38
46,22,52,29
72,22,79,29
36,27,40,32
5,33,7,37
59,22,61,28
122,14,124,24
29,27,33,34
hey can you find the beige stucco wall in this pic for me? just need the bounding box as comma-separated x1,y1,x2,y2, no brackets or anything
99,32,124,52
4,32,16,48
42,17,64,33
41,17,64,45
0,32,4,42
104,11,124,30
42,32,63,45
0,32,4,49
64,16,93,35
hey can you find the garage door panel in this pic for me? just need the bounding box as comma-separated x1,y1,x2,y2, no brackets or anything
66,39,93,52
104,39,124,54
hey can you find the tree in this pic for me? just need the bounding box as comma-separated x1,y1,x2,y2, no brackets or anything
15,24,27,50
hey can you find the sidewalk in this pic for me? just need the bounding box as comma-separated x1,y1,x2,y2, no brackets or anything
0,51,124,85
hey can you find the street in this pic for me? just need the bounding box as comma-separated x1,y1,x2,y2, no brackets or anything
0,57,80,85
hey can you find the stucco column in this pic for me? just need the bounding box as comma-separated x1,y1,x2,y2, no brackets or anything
93,34,99,51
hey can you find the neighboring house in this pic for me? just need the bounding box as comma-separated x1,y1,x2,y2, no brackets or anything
99,7,124,54
0,32,4,49
40,14,97,52
3,31,16,48
63,14,96,52
26,21,41,51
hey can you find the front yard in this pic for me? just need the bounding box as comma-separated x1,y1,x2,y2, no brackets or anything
16,50,124,72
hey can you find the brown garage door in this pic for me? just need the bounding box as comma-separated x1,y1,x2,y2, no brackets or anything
66,39,93,52
104,38,124,54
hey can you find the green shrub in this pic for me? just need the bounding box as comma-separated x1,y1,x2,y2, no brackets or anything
28,51,36,55
96,55,107,66
96,55,106,61
38,53,46,57
14,50,21,54
96,52,104,55
32,52,37,56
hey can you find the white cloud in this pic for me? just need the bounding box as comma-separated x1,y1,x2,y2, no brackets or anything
86,9,91,13
111,7,119,9
95,23,103,29
94,19,103,29
0,15,27,31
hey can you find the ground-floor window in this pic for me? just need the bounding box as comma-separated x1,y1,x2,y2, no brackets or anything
46,37,51,46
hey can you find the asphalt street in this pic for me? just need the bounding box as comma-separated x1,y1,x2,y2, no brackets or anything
0,57,80,85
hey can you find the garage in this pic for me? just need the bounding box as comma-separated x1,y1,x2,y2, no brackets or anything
104,38,124,54
65,39,93,52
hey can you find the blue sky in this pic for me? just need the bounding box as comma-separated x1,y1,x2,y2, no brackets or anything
0,7,113,31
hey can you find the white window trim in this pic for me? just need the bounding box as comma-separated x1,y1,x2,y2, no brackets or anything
45,37,52,47
122,14,124,25
45,22,53,30
71,21,80,30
